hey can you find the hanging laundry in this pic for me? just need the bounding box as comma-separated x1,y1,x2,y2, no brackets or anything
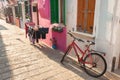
39,27,49,39
25,22,35,38
25,23,49,44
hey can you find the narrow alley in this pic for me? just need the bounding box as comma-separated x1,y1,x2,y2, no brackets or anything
0,19,119,80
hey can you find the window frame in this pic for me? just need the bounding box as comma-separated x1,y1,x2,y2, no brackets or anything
59,0,65,25
75,0,96,37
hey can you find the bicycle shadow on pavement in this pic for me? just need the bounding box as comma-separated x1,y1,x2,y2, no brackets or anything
32,43,109,80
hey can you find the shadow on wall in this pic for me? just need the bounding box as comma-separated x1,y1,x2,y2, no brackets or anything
0,25,13,79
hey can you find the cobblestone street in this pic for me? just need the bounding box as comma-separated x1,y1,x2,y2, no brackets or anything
0,19,119,80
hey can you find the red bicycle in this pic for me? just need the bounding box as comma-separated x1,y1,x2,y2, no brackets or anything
61,32,107,77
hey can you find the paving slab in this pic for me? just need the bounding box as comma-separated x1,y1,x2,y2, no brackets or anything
0,19,119,80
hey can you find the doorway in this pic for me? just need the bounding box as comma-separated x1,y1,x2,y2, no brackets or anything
77,0,96,34
32,3,39,25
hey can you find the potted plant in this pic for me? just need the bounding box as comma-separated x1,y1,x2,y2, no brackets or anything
52,26,63,33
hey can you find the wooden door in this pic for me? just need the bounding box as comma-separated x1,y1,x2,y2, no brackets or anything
77,0,95,34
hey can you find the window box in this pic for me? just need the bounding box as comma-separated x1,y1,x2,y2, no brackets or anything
51,23,65,33
52,26,63,33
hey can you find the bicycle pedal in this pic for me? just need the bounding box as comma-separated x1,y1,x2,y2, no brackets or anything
60,62,64,65
79,63,84,68
80,65,84,68
60,60,63,63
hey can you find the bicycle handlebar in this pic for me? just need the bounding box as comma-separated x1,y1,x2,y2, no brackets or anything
67,32,84,42
87,40,95,45
67,32,95,45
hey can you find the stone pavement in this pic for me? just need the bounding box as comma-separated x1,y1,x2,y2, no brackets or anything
0,19,119,80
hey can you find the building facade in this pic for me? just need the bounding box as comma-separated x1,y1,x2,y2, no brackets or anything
5,0,120,72
65,0,120,72
31,0,67,52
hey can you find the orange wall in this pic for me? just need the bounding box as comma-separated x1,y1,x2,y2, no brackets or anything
15,18,20,27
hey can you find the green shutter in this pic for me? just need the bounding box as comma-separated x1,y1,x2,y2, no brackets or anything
63,0,66,25
50,0,59,23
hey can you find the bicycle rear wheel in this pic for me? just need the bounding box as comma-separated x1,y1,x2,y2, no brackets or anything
83,53,107,77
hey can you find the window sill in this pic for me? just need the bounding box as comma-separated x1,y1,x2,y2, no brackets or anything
71,31,95,40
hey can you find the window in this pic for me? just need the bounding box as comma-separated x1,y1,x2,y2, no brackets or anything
15,4,22,18
15,6,19,17
25,1,28,13
33,6,37,12
60,0,65,24
50,0,65,24
77,0,95,34
18,4,22,18
25,1,31,20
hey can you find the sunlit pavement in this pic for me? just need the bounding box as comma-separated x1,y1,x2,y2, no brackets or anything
0,19,119,80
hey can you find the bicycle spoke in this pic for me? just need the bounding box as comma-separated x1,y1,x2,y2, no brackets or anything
85,66,101,76
94,56,100,63
93,54,96,61
84,53,107,77
85,65,93,69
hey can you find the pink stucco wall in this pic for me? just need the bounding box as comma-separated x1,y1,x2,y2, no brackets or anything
32,12,38,25
52,27,67,52
31,0,67,52
38,0,50,26
38,0,51,47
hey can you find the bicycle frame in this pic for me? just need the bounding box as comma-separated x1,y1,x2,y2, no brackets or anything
66,40,93,64
61,32,107,77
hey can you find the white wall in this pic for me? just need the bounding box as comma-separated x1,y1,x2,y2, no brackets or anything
65,0,77,45
96,0,120,71
65,0,77,32
110,0,120,69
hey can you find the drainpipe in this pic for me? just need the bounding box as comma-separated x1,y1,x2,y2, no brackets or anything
110,0,118,72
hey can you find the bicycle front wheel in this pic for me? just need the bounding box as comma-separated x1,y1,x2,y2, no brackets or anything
83,53,107,77
60,46,72,63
